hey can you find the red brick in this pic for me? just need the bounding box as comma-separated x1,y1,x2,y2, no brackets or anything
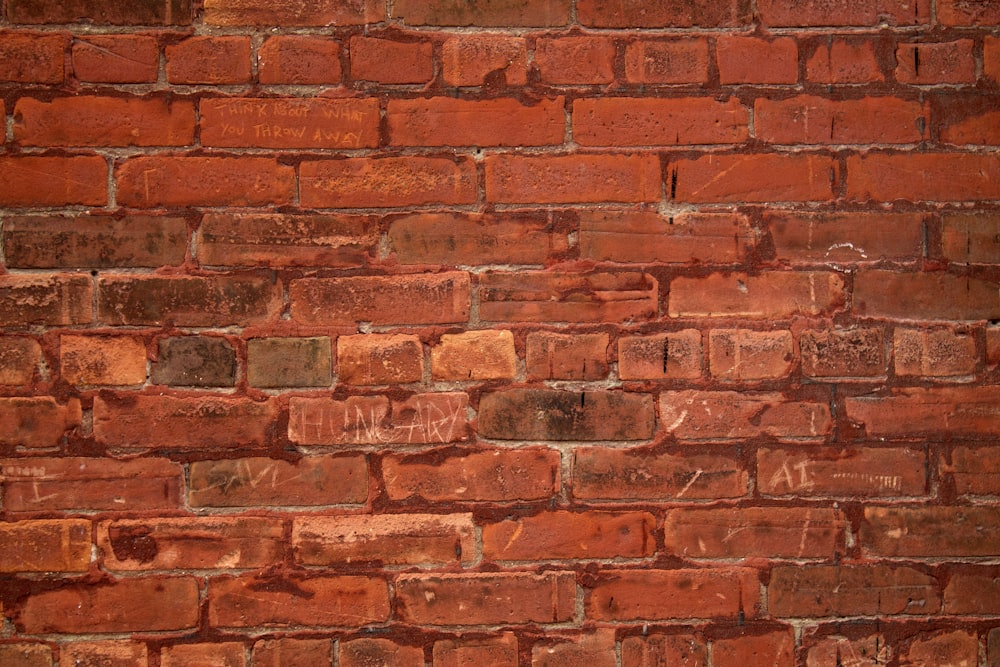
94,394,278,450
209,573,389,628
941,213,1000,263
713,631,794,667
766,211,925,264
441,34,528,86
0,31,66,83
9,0,192,24
483,510,654,561
205,0,383,25
117,156,294,207
718,36,797,84
534,36,615,85
479,388,655,441
254,639,332,667
987,36,1000,83
60,335,146,386
98,274,281,326
0,520,90,573
162,643,244,667
578,0,749,27
61,641,147,667
479,271,657,323
291,273,470,326
758,446,926,497
258,36,341,84
848,153,1000,202
0,456,182,512
943,446,1000,496
938,0,1000,24
989,325,1000,366
294,513,475,566
394,0,570,26
572,447,748,501
861,506,1000,557
342,639,421,667
806,38,883,83
0,275,93,326
670,154,834,202
0,397,82,448
903,631,979,665
756,95,925,145
618,330,702,380
579,210,752,264
669,271,845,319
622,635,707,667
896,40,975,84
0,156,107,207
188,455,368,507
533,630,616,667
201,97,377,149
803,632,892,667
758,0,929,26
151,336,236,387
486,154,660,204
800,328,886,378
848,386,1000,437
854,269,1000,320
935,96,1000,146
388,97,564,147
588,568,759,621
15,96,194,147
661,390,832,441
98,517,283,571
526,332,609,381
248,336,332,388
0,644,51,667
289,393,467,446
575,97,748,146
431,330,516,381
300,157,476,208
383,447,560,502
435,634,517,667
770,565,938,617
19,577,198,633
0,337,41,385
3,215,188,269
166,36,251,84
349,36,433,84
72,35,158,83
396,571,575,625
624,38,710,84
943,568,1000,614
894,327,976,377
709,329,793,380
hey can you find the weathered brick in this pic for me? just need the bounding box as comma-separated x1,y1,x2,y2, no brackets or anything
336,334,423,385
717,36,797,84
0,275,93,326
574,97,748,146
441,34,527,86
204,0,383,25
483,510,654,561
248,336,332,388
9,0,192,24
670,154,835,202
0,644,51,667
254,639,333,667
72,35,159,83
766,211,925,264
938,0,1000,24
943,446,1000,496
0,156,107,207
618,330,702,380
661,390,832,441
758,446,926,497
942,567,1000,614
342,639,421,667
61,641,147,667
756,96,926,144
0,337,41,385
770,565,938,617
201,97,378,149
526,332,609,381
893,327,976,377
941,213,1000,263
534,36,615,85
669,272,845,319
588,568,759,621
349,36,433,84
15,96,194,147
479,389,655,441
431,330,516,381
806,38,883,83
258,36,341,85
300,157,476,208
116,156,295,207
533,630,617,667
862,506,1000,557
803,633,892,667
987,36,1000,83
800,328,886,378
578,0,750,27
0,519,91,573
758,0,929,26
0,397,82,448
151,336,236,387
624,38,710,84
709,329,793,380
713,631,795,667
935,96,1000,146
846,153,1000,202
901,631,979,667
621,635,707,667
165,36,251,84
486,154,661,204
856,270,1000,320
846,386,1000,437
896,40,976,84
388,97,564,147
60,335,146,386
394,0,570,26
0,31,66,84
162,643,244,667
188,455,368,508
435,634,517,667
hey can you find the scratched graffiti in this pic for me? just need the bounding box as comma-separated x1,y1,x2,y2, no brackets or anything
200,98,376,149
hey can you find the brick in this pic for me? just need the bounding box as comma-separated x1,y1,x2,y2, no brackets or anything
349,36,433,84
3,215,188,269
756,96,925,145
300,157,476,208
97,516,283,571
534,36,615,85
579,210,753,264
709,329,793,380
60,335,146,386
669,271,845,319
0,397,82,448
717,36,797,84
758,0,928,25
486,154,660,204
435,634,517,667
806,38,883,83
0,156,107,207
894,327,976,377
258,36,341,84
0,520,90,573
336,334,423,386
0,275,92,326
431,330,516,381
944,446,1000,496
759,446,926,497
93,394,278,450
290,273,470,326
388,97,564,147
152,336,236,387
619,330,702,380
289,393,468,446
935,95,1000,146
578,0,749,27
622,635,707,667
575,97,747,146
98,274,281,326
189,455,367,507
19,577,198,633
441,34,527,86
896,40,976,84
483,510,654,561
853,269,1000,320
533,630,616,667
661,390,832,441
938,0,1000,24
396,571,575,625
166,36,251,84
526,332,609,381
766,211,925,264
162,643,244,667
15,96,194,147
942,568,1000,614
800,328,886,378
394,0,570,26
479,388,655,441
0,31,66,83
383,447,559,502
389,212,566,266
204,0,383,25
862,506,1000,557
941,213,1000,263
903,631,979,665
572,447,748,501
248,336,332,388
770,565,938,617
72,35,158,83
342,639,421,667
209,574,389,628
9,0,192,24
479,271,657,323
713,631,794,667
588,568,759,621
624,38,710,84
670,154,834,203
987,37,1000,83
0,456,182,512
61,641,147,667
116,156,294,207
803,633,891,667
201,97,378,149
847,153,1000,202
254,639,332,667
293,513,475,566
990,325,1000,366
0,644,51,667
848,386,1000,437
0,337,41,385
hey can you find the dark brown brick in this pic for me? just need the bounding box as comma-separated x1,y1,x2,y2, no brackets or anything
478,389,655,441
247,337,332,388
0,275,93,326
9,0,193,25
151,336,237,387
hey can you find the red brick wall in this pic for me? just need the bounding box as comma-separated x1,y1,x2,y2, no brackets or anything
2,0,999,665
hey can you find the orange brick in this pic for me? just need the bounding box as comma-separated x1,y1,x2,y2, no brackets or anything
72,35,159,83
349,36,433,84
709,329,793,380
162,643,245,667
337,333,423,385
0,520,91,573
624,38,710,84
535,36,615,84
718,36,797,83
60,335,147,386
431,330,516,381
0,337,42,385
341,639,421,667
618,330,702,380
893,327,977,377
166,36,251,84
441,34,527,86
258,35,341,84
526,332,609,381
0,397,83,449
